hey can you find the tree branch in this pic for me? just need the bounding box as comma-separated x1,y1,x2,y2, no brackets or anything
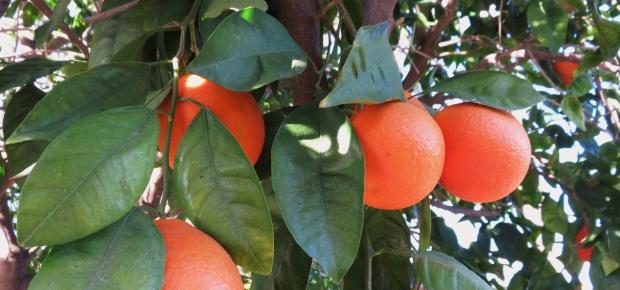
274,0,323,105
430,200,500,218
595,76,620,139
402,0,458,90
29,0,90,58
0,168,29,290
84,0,140,23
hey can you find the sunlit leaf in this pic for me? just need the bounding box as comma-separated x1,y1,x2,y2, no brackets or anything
319,22,403,107
188,8,307,91
171,108,274,274
7,62,151,144
430,71,544,110
414,251,493,290
16,107,159,246
28,209,165,290
271,104,364,281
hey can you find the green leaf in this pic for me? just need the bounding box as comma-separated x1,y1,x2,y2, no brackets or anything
7,62,151,144
591,248,620,290
430,71,544,110
319,22,404,108
541,196,569,234
560,95,585,130
16,107,159,246
414,251,493,290
251,226,312,290
527,0,568,51
592,0,620,59
2,84,47,176
188,8,307,91
366,209,412,290
0,58,68,92
492,223,527,263
271,104,365,281
607,227,620,264
89,0,192,67
35,0,70,48
344,208,411,290
89,8,142,67
28,208,165,290
201,0,267,19
171,108,274,274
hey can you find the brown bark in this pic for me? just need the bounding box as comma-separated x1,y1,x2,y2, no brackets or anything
273,0,323,106
0,181,29,290
362,0,397,25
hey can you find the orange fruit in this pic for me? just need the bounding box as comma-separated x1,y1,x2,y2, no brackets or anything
552,60,579,86
159,74,265,167
155,219,244,290
351,101,445,210
435,103,531,203
404,91,426,111
576,225,593,262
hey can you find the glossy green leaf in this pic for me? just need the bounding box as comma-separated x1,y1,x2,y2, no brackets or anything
560,95,585,130
591,248,620,290
345,208,411,290
28,208,165,290
592,0,620,59
16,107,159,246
89,3,141,68
251,226,312,290
430,71,544,110
271,104,364,281
319,22,404,108
188,8,307,91
0,58,67,92
35,0,70,48
414,251,493,290
201,0,267,19
7,62,151,144
89,0,192,67
2,84,47,176
527,0,568,51
171,108,274,274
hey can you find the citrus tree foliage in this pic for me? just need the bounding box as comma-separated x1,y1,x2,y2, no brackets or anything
0,0,619,289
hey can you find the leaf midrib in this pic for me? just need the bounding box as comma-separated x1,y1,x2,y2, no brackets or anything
21,113,151,245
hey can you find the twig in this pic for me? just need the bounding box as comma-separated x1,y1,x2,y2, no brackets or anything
29,0,89,58
84,0,140,23
314,0,338,21
402,0,458,90
430,200,500,218
595,76,620,138
497,0,504,45
526,48,562,91
336,0,357,38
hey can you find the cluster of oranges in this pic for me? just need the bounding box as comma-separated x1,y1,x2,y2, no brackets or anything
152,61,582,287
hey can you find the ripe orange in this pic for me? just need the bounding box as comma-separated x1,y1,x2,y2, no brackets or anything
159,74,265,166
404,91,426,111
154,219,244,290
351,101,445,210
552,60,579,86
435,103,531,203
576,225,593,262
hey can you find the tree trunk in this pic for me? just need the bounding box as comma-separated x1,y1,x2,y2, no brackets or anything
0,190,28,290
272,0,322,106
362,0,397,25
